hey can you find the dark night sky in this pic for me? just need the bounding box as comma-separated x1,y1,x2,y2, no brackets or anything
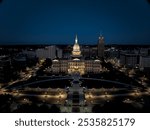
0,0,150,45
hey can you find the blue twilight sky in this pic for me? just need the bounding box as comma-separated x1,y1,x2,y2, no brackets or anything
0,0,150,44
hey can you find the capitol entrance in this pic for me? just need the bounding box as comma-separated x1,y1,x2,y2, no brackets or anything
68,60,85,75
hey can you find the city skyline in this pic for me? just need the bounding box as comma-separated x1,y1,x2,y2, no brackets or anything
0,0,150,44
1,40,150,113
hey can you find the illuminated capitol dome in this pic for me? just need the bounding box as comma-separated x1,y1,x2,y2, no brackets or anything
72,35,81,57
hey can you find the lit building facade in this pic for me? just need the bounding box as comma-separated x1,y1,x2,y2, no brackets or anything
120,52,139,67
52,35,102,75
36,46,62,60
140,56,150,70
98,35,105,58
68,59,85,75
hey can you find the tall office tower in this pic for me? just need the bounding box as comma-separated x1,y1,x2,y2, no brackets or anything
36,45,56,60
140,56,150,70
120,53,139,67
97,35,105,58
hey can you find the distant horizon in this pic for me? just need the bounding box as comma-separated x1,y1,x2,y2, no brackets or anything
0,42,150,46
0,35,150,46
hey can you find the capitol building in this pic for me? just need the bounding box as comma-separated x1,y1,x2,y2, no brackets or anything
52,35,102,75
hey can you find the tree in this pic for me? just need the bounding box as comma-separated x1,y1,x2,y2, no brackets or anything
49,105,60,113
43,58,52,68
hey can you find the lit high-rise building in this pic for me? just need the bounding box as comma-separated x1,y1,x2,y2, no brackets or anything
36,46,62,60
120,53,139,67
140,56,150,70
98,35,105,58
